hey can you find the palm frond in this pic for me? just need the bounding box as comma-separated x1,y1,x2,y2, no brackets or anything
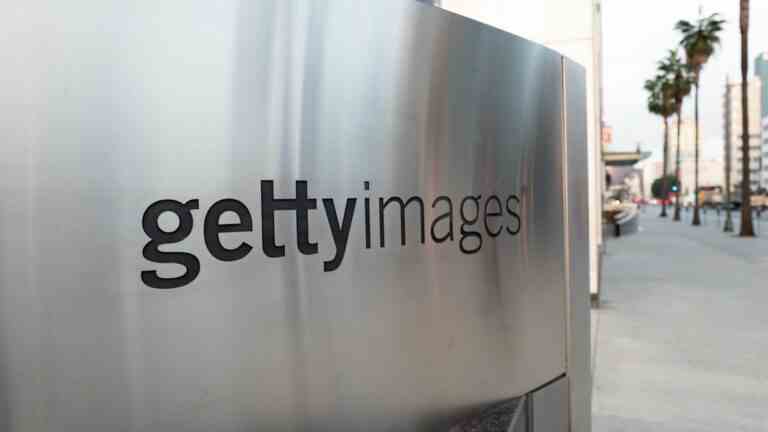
675,13,726,75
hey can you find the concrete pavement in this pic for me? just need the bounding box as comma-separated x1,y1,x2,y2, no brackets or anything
592,209,768,431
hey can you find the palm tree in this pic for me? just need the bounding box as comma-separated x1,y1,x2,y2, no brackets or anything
738,0,755,236
676,13,725,226
658,50,692,222
644,74,676,217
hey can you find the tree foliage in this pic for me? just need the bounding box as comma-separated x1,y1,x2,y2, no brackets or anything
644,74,675,119
657,50,693,109
676,14,726,80
651,175,679,199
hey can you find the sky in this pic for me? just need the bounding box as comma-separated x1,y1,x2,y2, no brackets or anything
603,0,768,160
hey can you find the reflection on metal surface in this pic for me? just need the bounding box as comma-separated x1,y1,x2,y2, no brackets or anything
446,376,570,432
0,0,585,430
448,396,526,432
532,377,569,432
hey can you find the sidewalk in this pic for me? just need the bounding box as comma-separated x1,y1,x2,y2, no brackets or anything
592,209,768,431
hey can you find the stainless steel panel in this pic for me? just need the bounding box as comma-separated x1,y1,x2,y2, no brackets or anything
564,59,592,432
0,1,575,430
532,377,569,432
446,397,525,431
511,398,529,432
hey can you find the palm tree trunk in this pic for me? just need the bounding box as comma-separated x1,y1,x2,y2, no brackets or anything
674,111,682,221
740,0,755,236
692,83,702,225
661,116,669,217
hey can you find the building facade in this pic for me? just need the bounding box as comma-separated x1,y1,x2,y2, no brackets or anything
678,159,724,197
763,117,768,190
667,119,696,162
755,52,768,119
724,79,763,193
757,53,768,190
665,118,696,172
640,160,664,200
658,118,723,201
639,158,723,201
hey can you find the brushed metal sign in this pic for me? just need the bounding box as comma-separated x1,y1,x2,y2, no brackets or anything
0,0,584,430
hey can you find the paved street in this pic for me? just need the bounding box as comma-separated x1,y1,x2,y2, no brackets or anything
592,208,768,431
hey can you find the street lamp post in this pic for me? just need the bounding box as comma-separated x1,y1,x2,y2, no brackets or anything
724,84,735,232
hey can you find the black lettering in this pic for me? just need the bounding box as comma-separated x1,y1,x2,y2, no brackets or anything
364,181,371,249
430,195,454,243
484,195,503,237
322,198,357,272
261,180,318,257
294,181,318,255
141,199,200,289
460,195,482,254
204,199,253,261
506,194,521,235
141,184,522,285
379,196,425,247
